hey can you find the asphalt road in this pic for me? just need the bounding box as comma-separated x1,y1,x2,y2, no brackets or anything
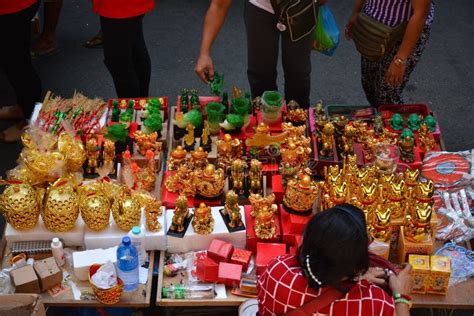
1,0,473,166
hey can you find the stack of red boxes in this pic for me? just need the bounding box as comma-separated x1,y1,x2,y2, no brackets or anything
255,242,287,275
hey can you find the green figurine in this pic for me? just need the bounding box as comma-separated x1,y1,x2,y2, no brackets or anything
407,113,421,131
389,113,404,131
423,115,437,132
190,89,200,110
128,99,134,110
400,128,414,141
111,100,120,122
208,72,224,96
180,89,189,113
222,92,229,113
374,115,384,136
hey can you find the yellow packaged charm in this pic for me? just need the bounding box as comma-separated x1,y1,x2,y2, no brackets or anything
427,256,451,295
409,254,430,294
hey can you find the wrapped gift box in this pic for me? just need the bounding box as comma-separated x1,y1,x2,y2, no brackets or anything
218,262,243,287
272,175,284,204
196,256,219,283
231,248,252,271
256,242,286,275
208,239,234,263
33,257,63,292
244,205,282,253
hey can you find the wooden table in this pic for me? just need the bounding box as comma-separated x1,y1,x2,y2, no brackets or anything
413,279,474,309
2,250,155,308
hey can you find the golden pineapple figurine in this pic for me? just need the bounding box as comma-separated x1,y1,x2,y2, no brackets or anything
78,184,111,231
283,174,318,215
0,181,41,230
170,194,190,233
192,203,214,235
43,177,80,232
111,186,141,231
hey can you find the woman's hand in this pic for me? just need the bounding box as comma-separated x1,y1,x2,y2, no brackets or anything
195,53,215,83
358,267,387,287
385,59,406,86
389,264,413,295
345,12,358,40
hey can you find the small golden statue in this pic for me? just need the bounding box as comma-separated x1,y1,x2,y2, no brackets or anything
249,193,277,217
418,123,435,152
190,147,209,170
340,125,356,155
0,181,40,231
103,139,116,174
357,181,378,211
254,205,276,239
199,121,212,152
192,202,214,235
386,178,406,219
249,159,263,195
334,115,349,138
370,204,392,243
283,174,318,215
404,169,420,187
165,163,196,197
170,194,190,233
285,103,308,126
230,159,247,195
168,145,187,171
399,135,415,163
223,190,243,229
111,186,141,231
282,122,306,138
216,134,243,170
415,180,434,203
134,131,160,156
183,123,196,151
85,133,100,174
194,164,225,199
43,177,80,232
144,198,163,232
404,202,433,243
133,150,156,192
315,115,328,136
319,122,335,157
280,137,312,176
245,123,287,149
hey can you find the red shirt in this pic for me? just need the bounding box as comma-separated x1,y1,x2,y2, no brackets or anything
93,0,155,19
258,255,395,316
0,0,36,15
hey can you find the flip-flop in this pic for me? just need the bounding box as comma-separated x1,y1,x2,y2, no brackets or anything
31,43,59,59
83,35,103,49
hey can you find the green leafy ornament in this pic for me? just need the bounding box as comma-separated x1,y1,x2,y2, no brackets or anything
105,123,129,143
208,72,224,96
144,113,163,133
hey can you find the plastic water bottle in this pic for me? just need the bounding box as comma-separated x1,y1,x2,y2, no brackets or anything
128,226,147,266
117,236,139,292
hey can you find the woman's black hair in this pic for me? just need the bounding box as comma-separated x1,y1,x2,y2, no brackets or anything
298,203,369,292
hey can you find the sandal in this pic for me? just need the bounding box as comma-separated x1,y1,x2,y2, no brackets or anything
31,38,59,59
0,121,28,143
83,33,103,49
0,105,24,121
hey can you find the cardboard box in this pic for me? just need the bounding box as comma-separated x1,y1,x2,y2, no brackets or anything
230,248,252,271
398,227,433,264
10,265,40,294
207,239,234,263
427,256,451,295
196,256,219,283
33,257,63,292
256,242,287,275
0,294,46,316
218,262,242,287
73,246,118,281
409,254,430,294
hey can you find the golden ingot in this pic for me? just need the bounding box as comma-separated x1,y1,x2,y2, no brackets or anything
43,178,80,232
192,203,214,235
283,174,318,214
0,182,40,230
112,186,141,231
79,190,110,231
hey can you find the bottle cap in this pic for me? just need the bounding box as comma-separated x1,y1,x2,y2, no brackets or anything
132,226,141,235
122,236,131,246
52,237,61,246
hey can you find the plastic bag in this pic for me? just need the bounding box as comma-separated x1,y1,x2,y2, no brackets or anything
435,243,474,287
312,5,340,56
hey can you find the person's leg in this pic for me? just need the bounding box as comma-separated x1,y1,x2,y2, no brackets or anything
132,15,151,97
281,30,312,108
0,3,42,141
100,16,142,98
377,25,432,105
244,1,280,98
32,0,62,56
360,56,382,107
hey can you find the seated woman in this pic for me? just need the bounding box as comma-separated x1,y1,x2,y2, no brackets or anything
258,203,412,316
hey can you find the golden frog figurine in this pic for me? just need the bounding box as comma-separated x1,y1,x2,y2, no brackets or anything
249,193,277,217
58,132,86,173
283,174,318,215
103,138,116,174
319,122,335,157
85,133,100,174
404,202,433,243
183,123,196,150
415,180,434,203
194,164,225,199
111,186,141,231
170,194,190,233
165,163,196,197
78,183,110,231
370,204,392,243
192,203,214,235
134,131,160,156
190,147,209,170
216,134,243,170
249,159,263,195
224,190,243,229
230,159,247,195
0,180,40,230
43,177,80,232
418,123,435,152
144,198,163,232
168,145,187,171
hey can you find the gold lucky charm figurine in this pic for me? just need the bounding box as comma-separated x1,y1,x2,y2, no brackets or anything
230,159,247,195
245,123,287,157
199,121,212,153
319,122,335,157
85,133,100,174
78,183,111,231
249,193,277,217
170,194,190,234
418,123,435,152
415,180,434,203
57,132,86,173
0,180,41,230
404,169,420,187
43,177,80,232
254,204,276,240
165,163,196,197
192,203,214,235
370,204,392,243
404,202,434,243
183,123,196,151
168,145,187,171
340,125,356,155
283,174,318,216
144,199,163,232
134,131,161,156
111,186,141,231
249,159,263,195
103,138,116,174
315,115,328,136
190,147,209,170
386,178,406,219
215,134,244,170
194,164,225,200
399,135,415,163
223,190,244,230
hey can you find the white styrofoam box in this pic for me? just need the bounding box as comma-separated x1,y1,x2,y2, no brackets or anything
5,217,85,248
84,207,167,251
166,206,246,254
72,246,117,281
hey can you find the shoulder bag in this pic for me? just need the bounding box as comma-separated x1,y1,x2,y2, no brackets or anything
270,0,319,42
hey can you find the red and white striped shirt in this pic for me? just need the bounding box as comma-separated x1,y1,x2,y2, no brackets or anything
258,255,395,316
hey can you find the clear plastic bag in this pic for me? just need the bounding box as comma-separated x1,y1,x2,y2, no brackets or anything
312,5,340,56
435,243,474,287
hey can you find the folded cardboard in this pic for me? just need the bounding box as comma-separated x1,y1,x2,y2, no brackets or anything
72,246,117,281
10,265,40,294
33,257,63,292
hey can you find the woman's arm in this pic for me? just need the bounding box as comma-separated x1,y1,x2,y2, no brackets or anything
195,0,232,83
385,0,431,86
345,0,366,39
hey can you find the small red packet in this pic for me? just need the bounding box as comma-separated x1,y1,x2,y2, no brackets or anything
207,239,234,263
230,248,252,271
218,262,243,287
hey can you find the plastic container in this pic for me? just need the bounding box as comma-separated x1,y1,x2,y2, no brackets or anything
325,104,376,120
373,144,400,175
261,91,284,124
51,237,65,266
128,226,147,266
117,236,139,292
